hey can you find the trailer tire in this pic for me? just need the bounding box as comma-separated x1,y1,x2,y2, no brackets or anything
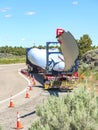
59,88,72,92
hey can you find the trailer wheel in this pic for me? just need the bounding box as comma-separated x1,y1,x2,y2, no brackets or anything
59,88,72,92
59,88,67,92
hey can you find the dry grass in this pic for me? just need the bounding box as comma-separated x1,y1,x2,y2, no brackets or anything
78,71,98,94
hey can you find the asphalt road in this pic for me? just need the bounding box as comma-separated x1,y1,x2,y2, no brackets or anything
0,64,45,130
0,63,67,130
0,64,27,101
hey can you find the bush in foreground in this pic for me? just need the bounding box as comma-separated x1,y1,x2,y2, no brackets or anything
29,87,98,130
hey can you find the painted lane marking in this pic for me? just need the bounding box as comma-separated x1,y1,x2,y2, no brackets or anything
0,67,30,104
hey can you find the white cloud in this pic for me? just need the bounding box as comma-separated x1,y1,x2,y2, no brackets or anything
25,11,36,15
72,1,79,5
0,7,10,12
4,14,12,18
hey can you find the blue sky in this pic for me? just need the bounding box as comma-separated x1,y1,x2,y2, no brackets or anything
0,0,98,47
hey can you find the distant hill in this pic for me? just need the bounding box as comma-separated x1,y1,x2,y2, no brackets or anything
79,48,98,71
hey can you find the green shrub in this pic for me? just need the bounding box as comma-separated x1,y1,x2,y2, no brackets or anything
83,69,91,77
93,73,98,80
29,87,98,130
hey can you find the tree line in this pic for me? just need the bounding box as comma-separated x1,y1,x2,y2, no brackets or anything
0,34,98,58
0,46,26,56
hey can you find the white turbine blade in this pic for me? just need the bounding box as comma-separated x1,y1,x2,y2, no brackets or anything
57,30,79,71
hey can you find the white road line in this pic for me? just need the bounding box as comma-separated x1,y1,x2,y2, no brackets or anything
0,67,30,104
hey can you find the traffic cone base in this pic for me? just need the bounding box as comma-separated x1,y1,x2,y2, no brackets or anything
25,88,30,98
9,100,14,107
17,121,23,129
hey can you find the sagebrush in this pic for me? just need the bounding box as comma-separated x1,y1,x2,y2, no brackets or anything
29,87,98,130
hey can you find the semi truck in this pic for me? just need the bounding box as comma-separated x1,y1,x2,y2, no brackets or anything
26,28,79,91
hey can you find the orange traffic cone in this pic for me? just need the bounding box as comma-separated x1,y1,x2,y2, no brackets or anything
29,81,33,91
9,95,14,108
25,87,30,98
32,75,36,86
16,112,23,129
29,85,32,91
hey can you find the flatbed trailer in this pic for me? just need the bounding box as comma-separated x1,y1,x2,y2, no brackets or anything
26,28,79,91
